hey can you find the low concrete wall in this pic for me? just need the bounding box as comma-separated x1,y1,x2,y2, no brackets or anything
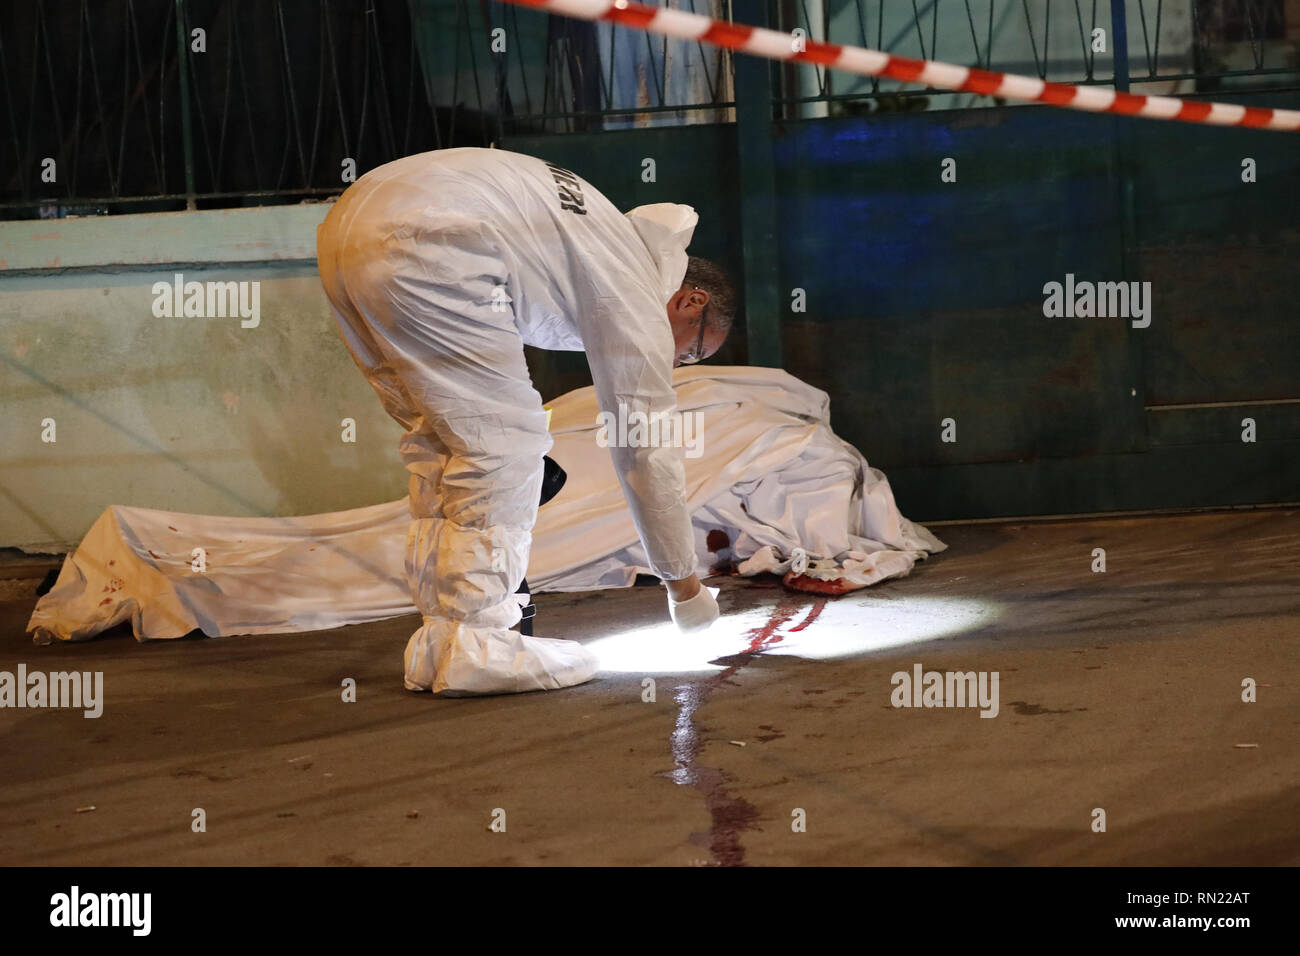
0,204,409,552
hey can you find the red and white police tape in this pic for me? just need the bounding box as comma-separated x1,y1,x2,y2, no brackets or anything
501,0,1300,131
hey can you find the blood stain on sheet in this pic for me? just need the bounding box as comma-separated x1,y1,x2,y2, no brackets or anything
783,571,854,595
706,530,730,552
661,592,819,866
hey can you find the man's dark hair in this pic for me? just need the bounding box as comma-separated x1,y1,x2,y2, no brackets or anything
683,256,738,336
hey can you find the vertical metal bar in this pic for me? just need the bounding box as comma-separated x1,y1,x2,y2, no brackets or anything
173,0,197,208
487,0,506,143
732,0,782,368
1110,0,1144,451
1152,0,1163,75
1043,0,1050,78
1022,0,1044,78
405,0,444,147
1110,0,1130,91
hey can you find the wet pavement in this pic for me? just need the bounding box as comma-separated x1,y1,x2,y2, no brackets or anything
1,509,1297,865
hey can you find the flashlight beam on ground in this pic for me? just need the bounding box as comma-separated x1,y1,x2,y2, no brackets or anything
498,0,1300,131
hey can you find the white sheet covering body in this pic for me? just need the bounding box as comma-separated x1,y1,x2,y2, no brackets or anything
28,366,944,644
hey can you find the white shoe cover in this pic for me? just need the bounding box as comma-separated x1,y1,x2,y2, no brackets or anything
404,617,598,696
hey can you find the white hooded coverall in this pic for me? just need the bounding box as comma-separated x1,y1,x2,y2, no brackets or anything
316,148,699,695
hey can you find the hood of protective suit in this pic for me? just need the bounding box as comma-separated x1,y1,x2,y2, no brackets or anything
625,203,698,302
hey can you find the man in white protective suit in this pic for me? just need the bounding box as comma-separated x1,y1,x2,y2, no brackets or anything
316,147,734,696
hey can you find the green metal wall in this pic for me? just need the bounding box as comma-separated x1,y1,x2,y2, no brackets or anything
508,93,1300,520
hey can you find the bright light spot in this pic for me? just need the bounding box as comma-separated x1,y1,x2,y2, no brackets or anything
584,617,756,674
585,594,999,674
762,596,998,661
